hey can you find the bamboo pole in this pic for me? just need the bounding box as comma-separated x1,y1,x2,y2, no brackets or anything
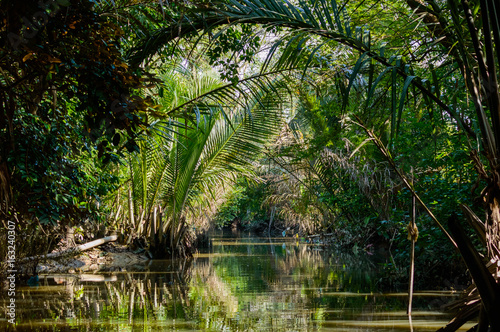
408,168,416,316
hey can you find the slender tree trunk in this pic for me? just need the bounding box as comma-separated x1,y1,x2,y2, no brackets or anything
268,206,276,235
128,188,134,228
486,192,500,259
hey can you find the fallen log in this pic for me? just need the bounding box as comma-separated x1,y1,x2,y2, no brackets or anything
307,233,334,238
39,274,118,282
20,235,118,263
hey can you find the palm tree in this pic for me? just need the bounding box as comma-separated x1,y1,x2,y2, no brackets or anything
124,64,286,257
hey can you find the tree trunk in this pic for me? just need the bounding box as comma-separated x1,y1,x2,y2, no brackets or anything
448,214,500,330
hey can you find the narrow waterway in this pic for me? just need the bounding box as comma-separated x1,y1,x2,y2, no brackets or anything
1,232,474,331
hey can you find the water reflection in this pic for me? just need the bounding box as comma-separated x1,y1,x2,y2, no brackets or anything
1,232,475,331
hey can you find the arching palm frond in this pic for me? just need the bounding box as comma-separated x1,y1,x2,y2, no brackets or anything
192,80,286,193
155,64,225,115
152,64,292,123
163,82,286,235
128,0,473,139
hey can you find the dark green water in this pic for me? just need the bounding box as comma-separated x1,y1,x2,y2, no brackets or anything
1,232,474,331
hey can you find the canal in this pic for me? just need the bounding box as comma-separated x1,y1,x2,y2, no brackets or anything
1,232,474,331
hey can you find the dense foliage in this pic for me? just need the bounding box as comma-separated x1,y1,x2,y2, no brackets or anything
0,0,158,227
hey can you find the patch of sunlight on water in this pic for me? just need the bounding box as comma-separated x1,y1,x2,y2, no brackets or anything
0,231,474,331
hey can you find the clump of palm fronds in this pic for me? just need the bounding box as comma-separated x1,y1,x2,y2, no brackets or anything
105,60,286,258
